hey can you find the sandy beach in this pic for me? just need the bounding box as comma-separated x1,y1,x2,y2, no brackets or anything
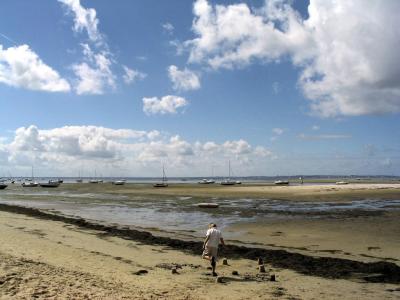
0,183,399,299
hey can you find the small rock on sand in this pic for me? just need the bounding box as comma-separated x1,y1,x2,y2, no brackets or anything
133,270,148,275
232,270,239,276
259,265,266,273
222,258,228,265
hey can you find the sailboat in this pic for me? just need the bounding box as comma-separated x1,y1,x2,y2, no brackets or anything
153,165,168,187
22,166,39,187
76,170,83,183
89,170,99,183
198,166,215,184
220,161,236,185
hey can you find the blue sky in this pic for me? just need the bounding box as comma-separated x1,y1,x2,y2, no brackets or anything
0,0,399,177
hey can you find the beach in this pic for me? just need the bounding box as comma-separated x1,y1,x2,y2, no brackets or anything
0,182,399,299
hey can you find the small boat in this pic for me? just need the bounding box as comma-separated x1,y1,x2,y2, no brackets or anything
197,203,219,208
198,179,215,184
220,160,236,185
22,182,39,187
76,179,83,183
57,179,63,183
336,181,349,185
274,180,289,185
235,181,242,184
40,181,60,188
0,183,7,190
89,179,99,183
153,165,168,188
220,180,236,185
22,166,39,187
112,180,126,185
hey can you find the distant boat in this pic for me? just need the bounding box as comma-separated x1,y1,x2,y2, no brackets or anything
89,170,100,183
22,166,39,187
197,203,219,208
40,181,60,188
220,160,236,185
76,179,83,183
153,165,168,188
274,180,289,185
57,179,63,183
0,183,7,190
336,181,349,185
112,180,126,185
198,179,215,184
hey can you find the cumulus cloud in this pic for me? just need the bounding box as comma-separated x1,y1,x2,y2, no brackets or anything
71,44,115,95
168,65,201,91
1,125,273,176
143,95,188,115
0,44,70,92
58,0,102,43
185,0,400,117
122,65,147,85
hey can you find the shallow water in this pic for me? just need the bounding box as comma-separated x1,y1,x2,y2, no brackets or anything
0,187,399,238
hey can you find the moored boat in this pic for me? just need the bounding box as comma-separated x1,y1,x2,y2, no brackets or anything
274,180,289,185
40,181,60,188
153,165,168,188
0,183,7,190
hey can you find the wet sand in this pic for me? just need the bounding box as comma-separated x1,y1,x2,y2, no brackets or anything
0,183,399,299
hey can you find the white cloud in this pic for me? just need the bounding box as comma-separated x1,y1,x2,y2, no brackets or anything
59,2,119,95
272,128,284,135
58,0,102,43
122,65,147,85
1,125,274,176
72,44,115,95
0,44,70,92
168,65,201,91
298,133,352,140
162,22,174,34
312,125,320,131
185,0,400,117
143,95,188,115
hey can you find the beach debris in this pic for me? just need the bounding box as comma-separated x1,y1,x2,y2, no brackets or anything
257,257,263,265
133,269,148,275
222,258,228,265
259,265,266,273
270,274,276,281
232,270,239,276
197,203,219,208
216,276,224,283
171,268,178,274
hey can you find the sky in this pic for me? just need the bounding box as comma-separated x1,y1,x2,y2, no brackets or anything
0,0,399,177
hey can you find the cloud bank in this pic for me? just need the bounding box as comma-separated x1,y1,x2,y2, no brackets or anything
0,125,273,177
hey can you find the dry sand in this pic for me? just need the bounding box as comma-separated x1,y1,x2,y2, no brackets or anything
0,208,399,299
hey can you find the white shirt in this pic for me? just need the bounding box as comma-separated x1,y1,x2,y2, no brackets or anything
205,228,222,247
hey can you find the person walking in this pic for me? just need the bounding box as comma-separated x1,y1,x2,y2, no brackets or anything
202,223,225,276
